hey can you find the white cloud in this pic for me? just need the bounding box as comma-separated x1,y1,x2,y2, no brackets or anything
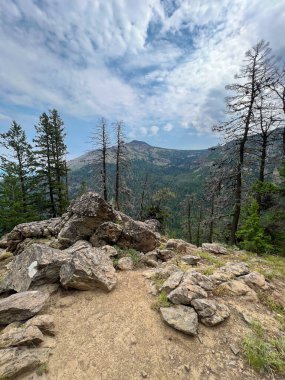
163,123,173,132
150,125,159,135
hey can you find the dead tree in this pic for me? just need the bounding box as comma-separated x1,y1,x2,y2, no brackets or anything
213,40,275,244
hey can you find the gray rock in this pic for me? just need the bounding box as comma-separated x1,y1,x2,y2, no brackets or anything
0,234,8,249
116,213,159,253
200,303,230,326
0,325,44,349
1,243,71,293
101,245,118,257
60,245,117,291
165,239,197,254
90,222,123,246
144,219,161,233
181,255,200,265
160,271,184,294
182,270,214,291
0,347,50,379
202,243,228,255
58,192,116,247
25,314,55,335
0,291,49,325
117,257,134,271
157,249,176,261
168,282,207,305
160,305,198,335
209,262,250,284
191,298,217,318
239,271,270,292
144,251,158,261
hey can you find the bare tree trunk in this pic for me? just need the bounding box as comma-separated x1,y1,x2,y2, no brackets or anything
209,195,215,243
187,199,192,243
139,173,148,220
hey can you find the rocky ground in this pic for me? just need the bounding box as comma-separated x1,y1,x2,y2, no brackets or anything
0,193,284,379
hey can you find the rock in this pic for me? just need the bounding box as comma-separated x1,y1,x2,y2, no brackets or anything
229,343,240,355
117,257,134,271
6,218,63,252
216,280,256,297
101,245,118,257
58,192,116,248
25,315,55,335
165,239,197,254
241,312,253,325
202,243,228,255
182,270,214,291
181,255,200,265
90,222,123,246
144,219,161,233
0,234,9,249
116,213,159,253
0,347,50,379
144,259,159,268
239,271,270,292
160,271,184,294
0,325,44,349
209,262,250,284
144,251,158,261
1,243,71,293
0,250,13,261
60,245,117,291
30,283,59,296
168,282,207,305
200,303,230,326
0,291,49,325
160,305,198,335
191,298,217,318
157,249,176,261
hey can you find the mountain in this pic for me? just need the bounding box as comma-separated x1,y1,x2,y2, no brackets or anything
68,131,284,238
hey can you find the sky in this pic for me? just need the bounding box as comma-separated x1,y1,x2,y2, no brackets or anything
0,0,285,158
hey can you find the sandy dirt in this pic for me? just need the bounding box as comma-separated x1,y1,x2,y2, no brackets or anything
18,269,274,380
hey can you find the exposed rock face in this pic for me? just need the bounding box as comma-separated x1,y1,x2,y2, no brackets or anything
160,271,184,294
216,280,256,297
60,245,117,291
6,218,62,252
58,192,116,248
183,270,214,291
0,234,8,249
239,271,270,292
202,243,228,255
165,239,197,254
117,257,134,271
181,255,200,265
157,249,176,261
90,222,123,246
191,298,230,326
160,306,198,335
209,262,250,285
25,315,55,335
0,291,49,324
0,347,50,379
0,325,44,349
143,219,161,233
115,214,160,253
1,244,71,293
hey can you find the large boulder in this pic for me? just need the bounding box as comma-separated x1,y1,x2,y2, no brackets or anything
1,244,71,293
0,291,49,325
0,325,44,349
165,239,197,254
58,192,116,248
90,222,123,246
6,218,63,252
116,213,160,253
160,305,198,335
60,245,117,291
202,243,228,255
0,347,50,379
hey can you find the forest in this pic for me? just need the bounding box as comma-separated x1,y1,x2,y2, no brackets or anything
0,40,285,255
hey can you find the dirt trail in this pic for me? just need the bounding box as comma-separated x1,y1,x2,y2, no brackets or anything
22,270,266,380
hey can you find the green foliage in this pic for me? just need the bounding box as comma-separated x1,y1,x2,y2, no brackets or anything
145,188,176,227
237,198,273,253
114,246,142,268
151,291,171,311
36,363,49,376
243,321,285,375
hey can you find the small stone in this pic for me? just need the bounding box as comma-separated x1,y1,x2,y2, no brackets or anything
241,312,253,325
184,364,191,372
141,370,148,378
230,343,240,356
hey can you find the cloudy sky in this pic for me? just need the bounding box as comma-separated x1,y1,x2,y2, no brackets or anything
0,0,285,157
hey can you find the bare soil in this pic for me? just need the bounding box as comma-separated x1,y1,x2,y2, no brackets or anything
19,270,274,380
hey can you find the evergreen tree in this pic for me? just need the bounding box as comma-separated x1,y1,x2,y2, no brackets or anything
0,121,38,233
34,109,68,217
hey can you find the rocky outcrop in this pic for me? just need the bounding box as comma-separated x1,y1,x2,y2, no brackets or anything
157,249,176,261
168,282,208,305
90,222,123,246
0,291,49,325
165,239,197,254
143,219,161,233
0,325,44,349
1,244,71,293
202,243,228,255
239,271,270,292
60,245,117,291
209,262,250,285
58,193,116,248
160,306,198,335
0,347,50,379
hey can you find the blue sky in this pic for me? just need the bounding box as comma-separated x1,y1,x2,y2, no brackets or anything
0,0,285,158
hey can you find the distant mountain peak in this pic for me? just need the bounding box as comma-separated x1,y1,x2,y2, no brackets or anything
128,140,151,147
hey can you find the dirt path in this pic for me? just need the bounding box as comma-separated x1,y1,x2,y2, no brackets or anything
22,270,266,380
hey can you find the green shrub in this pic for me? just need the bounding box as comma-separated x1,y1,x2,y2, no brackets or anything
151,291,171,311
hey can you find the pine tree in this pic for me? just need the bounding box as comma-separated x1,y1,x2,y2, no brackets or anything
0,121,38,232
34,109,68,217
